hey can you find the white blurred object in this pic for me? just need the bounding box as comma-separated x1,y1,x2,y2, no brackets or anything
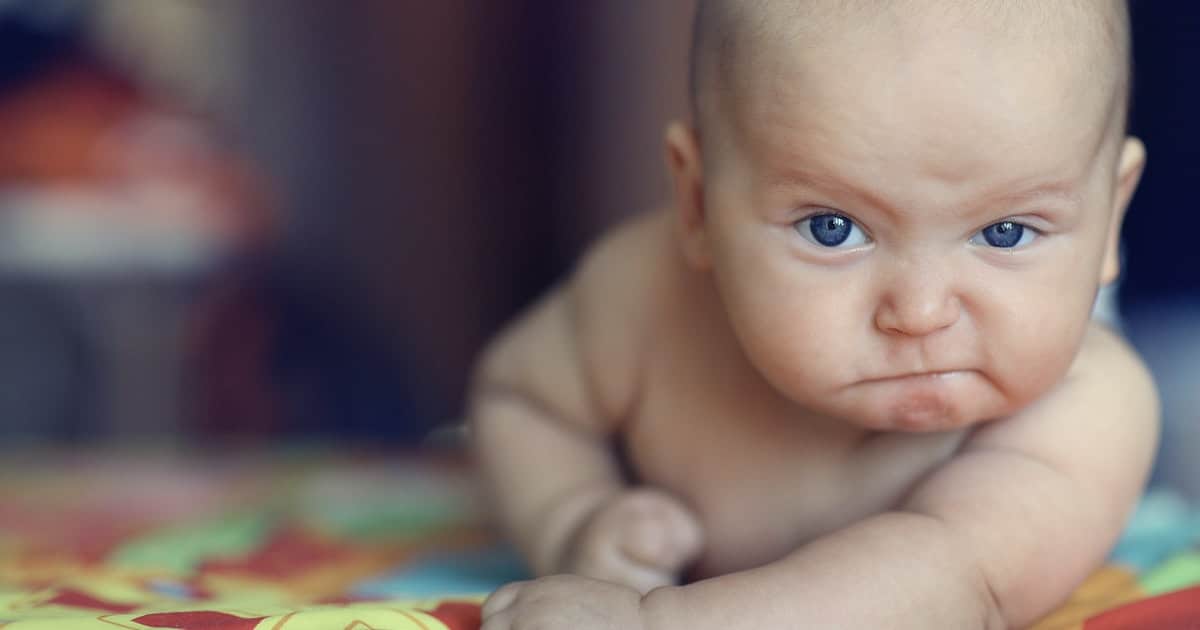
0,187,226,276
1125,299,1200,501
1093,281,1122,330
86,0,242,116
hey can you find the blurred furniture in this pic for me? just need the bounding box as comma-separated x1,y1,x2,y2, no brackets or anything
0,47,270,440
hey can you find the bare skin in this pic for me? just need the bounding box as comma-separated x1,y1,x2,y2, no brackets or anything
471,2,1158,628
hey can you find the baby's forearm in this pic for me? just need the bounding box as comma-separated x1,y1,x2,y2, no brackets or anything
470,389,624,575
641,511,1004,630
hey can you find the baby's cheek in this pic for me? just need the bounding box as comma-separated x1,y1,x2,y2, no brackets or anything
726,281,859,379
994,317,1087,407
779,312,862,387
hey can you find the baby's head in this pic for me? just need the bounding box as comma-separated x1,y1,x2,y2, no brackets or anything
666,0,1145,431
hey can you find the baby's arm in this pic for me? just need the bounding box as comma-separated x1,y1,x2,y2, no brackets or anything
483,323,1158,629
645,323,1158,629
469,284,624,577
470,213,702,589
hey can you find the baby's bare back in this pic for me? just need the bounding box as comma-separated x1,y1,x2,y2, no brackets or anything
562,209,968,577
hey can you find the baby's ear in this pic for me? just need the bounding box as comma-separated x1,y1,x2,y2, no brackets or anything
1101,137,1146,286
665,121,711,270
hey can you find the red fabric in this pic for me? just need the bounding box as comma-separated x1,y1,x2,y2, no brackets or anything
425,602,483,630
45,588,140,614
1084,586,1200,629
133,611,268,630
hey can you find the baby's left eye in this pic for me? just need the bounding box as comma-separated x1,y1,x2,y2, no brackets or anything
970,221,1037,249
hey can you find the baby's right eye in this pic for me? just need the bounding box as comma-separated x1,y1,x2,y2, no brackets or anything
794,213,870,249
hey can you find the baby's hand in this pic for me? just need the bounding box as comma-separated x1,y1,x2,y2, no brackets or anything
562,488,704,594
482,574,647,630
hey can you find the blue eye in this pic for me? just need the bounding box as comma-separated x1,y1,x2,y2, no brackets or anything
795,213,870,248
971,221,1036,249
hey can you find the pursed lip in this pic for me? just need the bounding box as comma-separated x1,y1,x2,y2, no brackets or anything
859,369,974,384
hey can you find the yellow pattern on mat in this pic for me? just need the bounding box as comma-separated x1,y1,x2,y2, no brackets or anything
0,597,484,630
1029,566,1145,630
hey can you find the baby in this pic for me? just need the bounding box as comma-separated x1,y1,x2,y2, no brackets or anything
470,1,1159,628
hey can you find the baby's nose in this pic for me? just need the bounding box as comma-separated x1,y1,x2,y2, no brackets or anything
873,266,961,337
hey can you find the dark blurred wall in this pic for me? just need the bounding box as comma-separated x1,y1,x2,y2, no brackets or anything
228,2,692,424
1122,3,1200,306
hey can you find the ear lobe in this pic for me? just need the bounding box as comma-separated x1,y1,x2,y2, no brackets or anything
665,121,711,270
1101,137,1147,285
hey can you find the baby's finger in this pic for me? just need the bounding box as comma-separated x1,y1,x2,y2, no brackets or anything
619,509,670,567
479,608,513,630
481,581,524,619
660,500,705,562
618,562,677,595
619,505,704,571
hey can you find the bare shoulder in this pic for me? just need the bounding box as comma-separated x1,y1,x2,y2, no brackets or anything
1071,321,1152,374
471,209,673,434
974,323,1157,438
570,208,675,424
964,321,1160,510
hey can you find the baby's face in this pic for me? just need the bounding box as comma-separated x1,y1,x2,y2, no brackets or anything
690,16,1140,431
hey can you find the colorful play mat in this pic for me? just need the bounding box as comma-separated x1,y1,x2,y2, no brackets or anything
0,448,1197,629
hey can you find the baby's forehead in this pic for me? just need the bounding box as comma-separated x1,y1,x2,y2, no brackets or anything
692,0,1130,142
736,1,1122,84
735,53,1116,213
706,5,1130,219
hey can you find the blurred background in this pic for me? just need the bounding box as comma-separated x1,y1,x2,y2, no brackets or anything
0,1,1195,493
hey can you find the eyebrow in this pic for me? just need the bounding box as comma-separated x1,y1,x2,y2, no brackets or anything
980,181,1083,210
767,169,899,215
767,169,1083,217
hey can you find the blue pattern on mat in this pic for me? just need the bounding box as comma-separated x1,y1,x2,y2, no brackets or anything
1109,488,1200,572
354,546,531,598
